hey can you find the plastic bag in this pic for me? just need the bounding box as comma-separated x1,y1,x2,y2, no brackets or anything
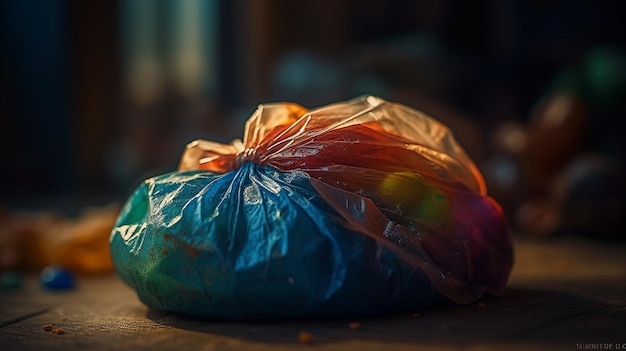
110,95,513,319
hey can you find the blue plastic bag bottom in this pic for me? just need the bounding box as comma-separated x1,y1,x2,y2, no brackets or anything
110,163,446,320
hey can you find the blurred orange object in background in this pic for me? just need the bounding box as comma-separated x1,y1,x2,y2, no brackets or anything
0,203,120,275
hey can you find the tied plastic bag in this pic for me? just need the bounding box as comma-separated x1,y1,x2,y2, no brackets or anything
110,95,513,319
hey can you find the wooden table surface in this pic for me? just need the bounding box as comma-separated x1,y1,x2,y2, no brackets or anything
1,237,625,351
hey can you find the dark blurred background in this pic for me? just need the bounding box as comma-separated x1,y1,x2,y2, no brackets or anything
1,0,625,238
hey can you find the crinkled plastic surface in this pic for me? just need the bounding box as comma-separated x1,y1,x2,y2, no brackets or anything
110,95,513,320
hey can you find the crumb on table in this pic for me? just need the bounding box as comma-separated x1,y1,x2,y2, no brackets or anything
52,328,65,335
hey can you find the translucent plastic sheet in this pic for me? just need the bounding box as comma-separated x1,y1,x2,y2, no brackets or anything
110,95,513,319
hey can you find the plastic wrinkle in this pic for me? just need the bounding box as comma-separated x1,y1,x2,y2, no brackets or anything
111,95,514,319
